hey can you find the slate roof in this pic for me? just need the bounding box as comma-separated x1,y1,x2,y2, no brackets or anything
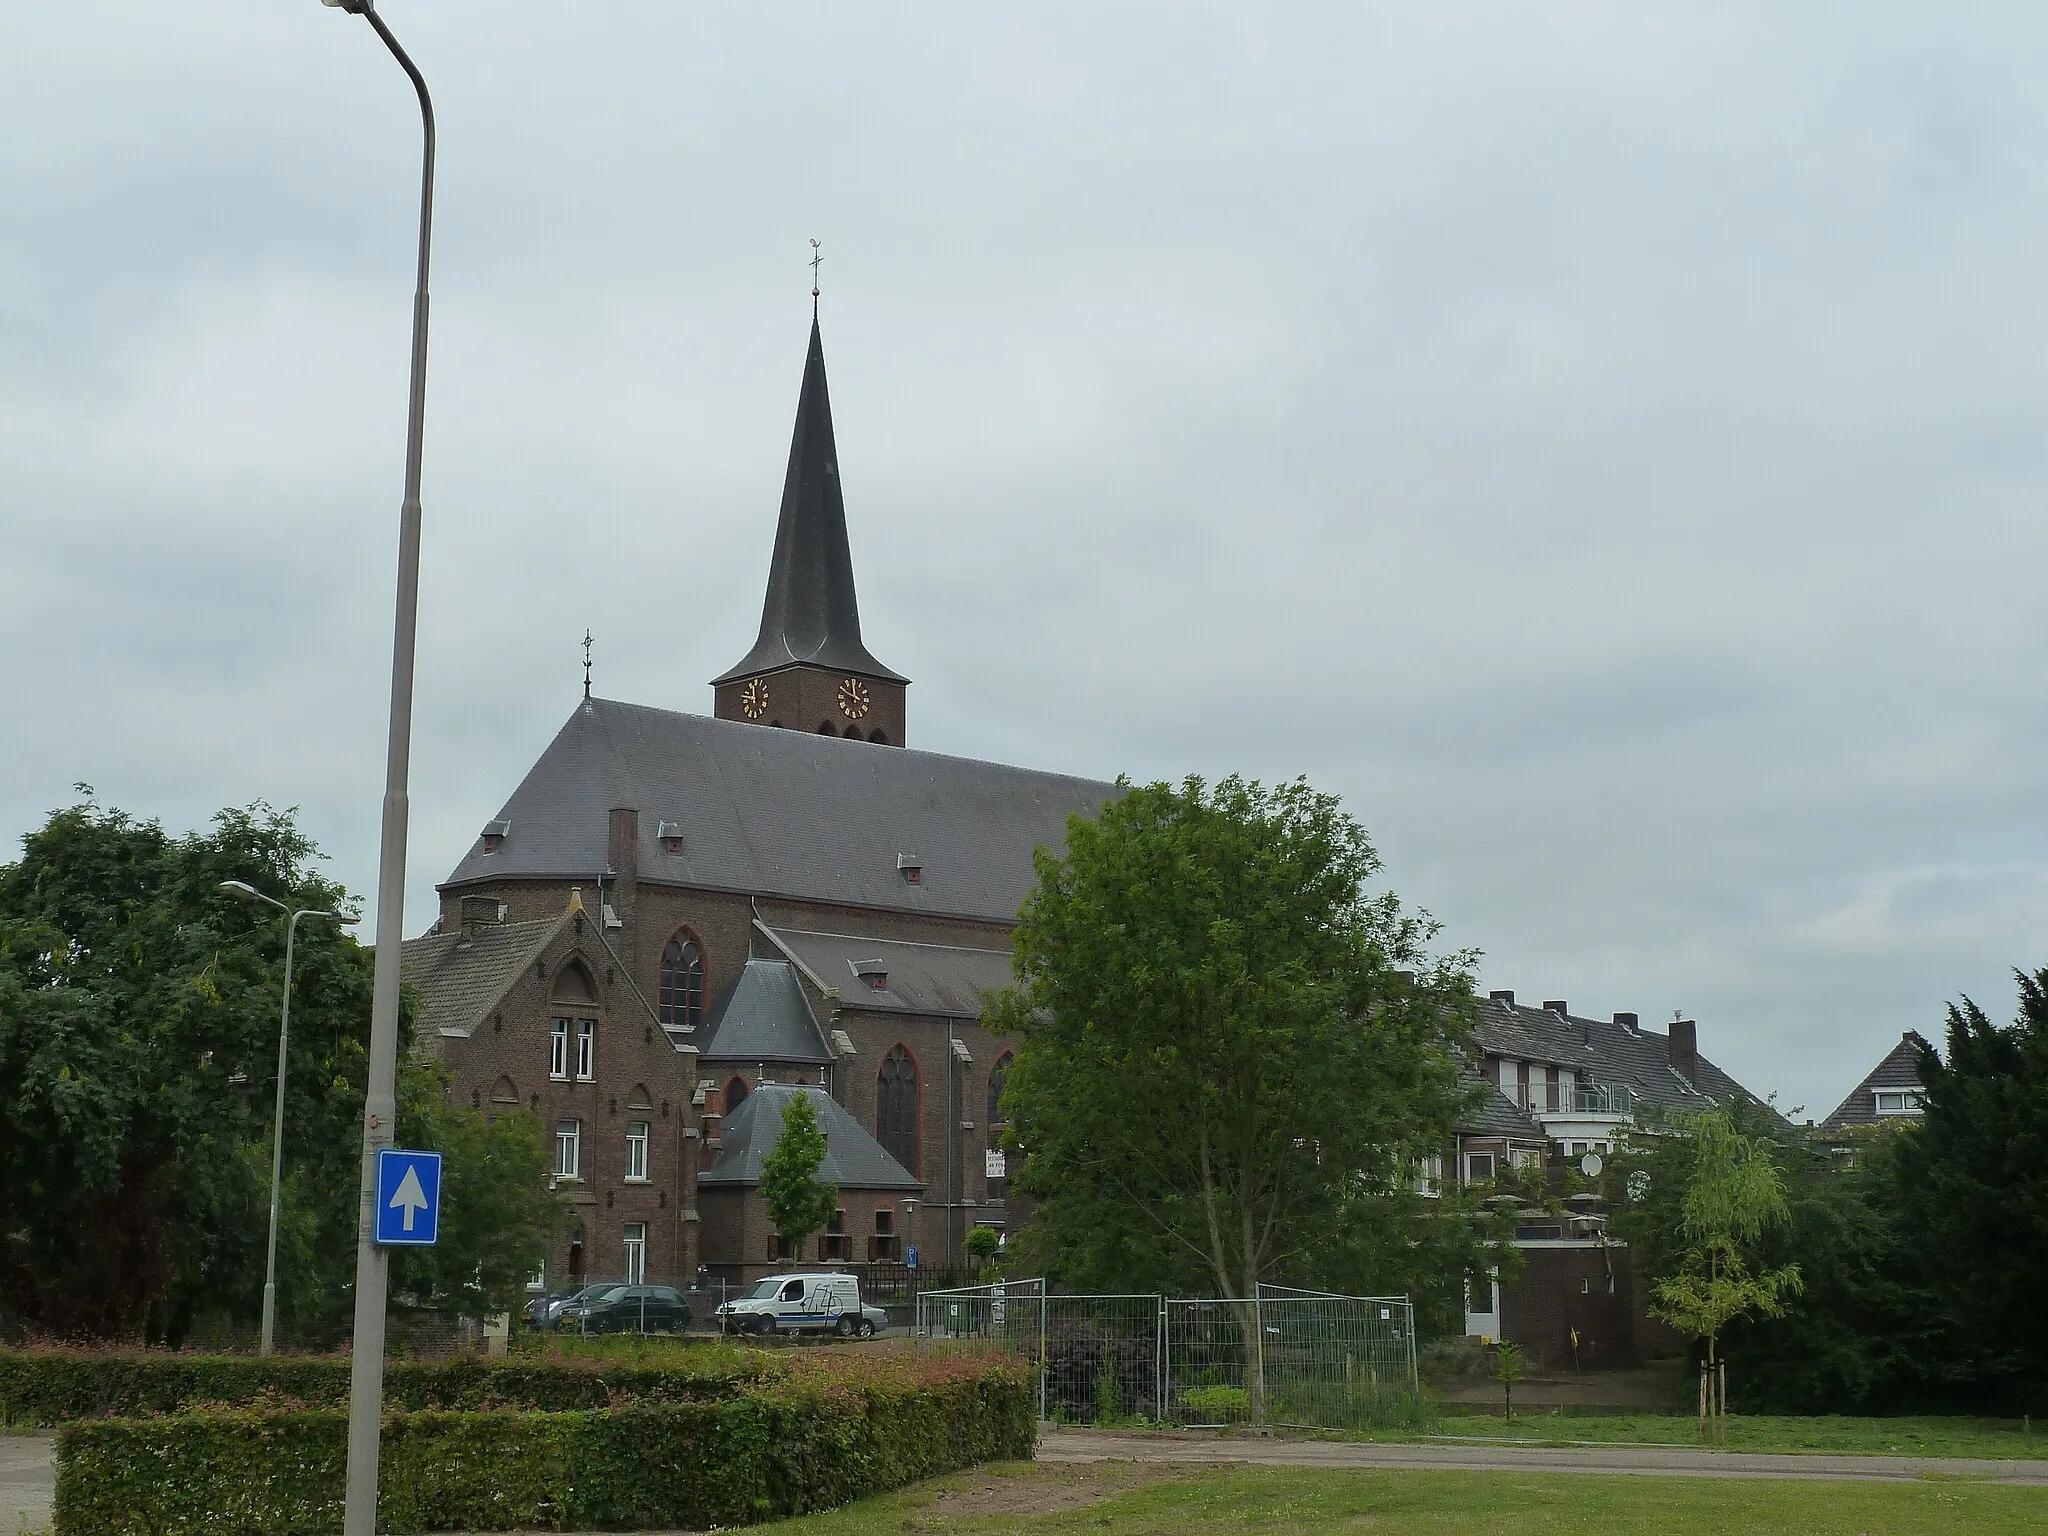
700,958,834,1064
701,1082,921,1190
1465,993,1780,1124
1820,1032,1932,1132
401,916,565,1039
439,697,1117,923
1455,1057,1548,1140
760,925,1014,1020
713,318,906,687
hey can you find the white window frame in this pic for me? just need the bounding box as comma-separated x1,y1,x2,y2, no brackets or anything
527,1264,547,1293
550,1018,569,1081
574,1018,596,1082
625,1120,650,1182
623,1222,646,1284
554,1119,581,1181
1466,1152,1496,1185
1874,1090,1922,1116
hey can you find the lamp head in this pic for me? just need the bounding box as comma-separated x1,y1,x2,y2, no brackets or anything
219,880,264,901
321,0,372,12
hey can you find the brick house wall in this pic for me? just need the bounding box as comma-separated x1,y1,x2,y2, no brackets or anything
423,903,700,1293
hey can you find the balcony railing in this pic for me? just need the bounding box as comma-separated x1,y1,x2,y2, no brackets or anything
1567,1085,1634,1116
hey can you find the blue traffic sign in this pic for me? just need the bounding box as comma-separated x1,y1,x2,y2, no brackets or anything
373,1148,442,1246
905,1245,919,1270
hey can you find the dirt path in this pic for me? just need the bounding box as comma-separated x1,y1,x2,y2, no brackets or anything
1039,1427,2048,1486
0,1435,53,1534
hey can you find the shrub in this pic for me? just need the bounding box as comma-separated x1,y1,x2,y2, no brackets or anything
54,1355,1036,1534
1179,1384,1250,1422
1039,1322,1158,1423
0,1344,773,1427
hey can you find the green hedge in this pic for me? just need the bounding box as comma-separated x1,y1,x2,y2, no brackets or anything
54,1363,1036,1534
0,1347,773,1427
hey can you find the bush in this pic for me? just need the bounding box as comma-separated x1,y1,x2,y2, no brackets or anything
1178,1384,1250,1422
54,1355,1036,1534
0,1344,773,1427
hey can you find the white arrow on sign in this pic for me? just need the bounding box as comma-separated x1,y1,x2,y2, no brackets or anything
389,1164,429,1233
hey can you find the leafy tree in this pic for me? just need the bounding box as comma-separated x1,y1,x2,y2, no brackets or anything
0,794,561,1342
992,775,1482,1416
1887,970,2048,1408
1717,1126,1926,1414
1630,1108,1802,1429
759,1090,838,1261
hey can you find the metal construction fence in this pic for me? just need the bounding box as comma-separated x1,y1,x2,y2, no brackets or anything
915,1280,1419,1431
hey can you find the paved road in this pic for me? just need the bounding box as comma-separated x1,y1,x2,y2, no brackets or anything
1039,1428,2048,1486
0,1436,53,1534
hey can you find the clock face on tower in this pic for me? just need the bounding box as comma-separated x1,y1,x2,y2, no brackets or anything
740,678,769,719
837,677,872,720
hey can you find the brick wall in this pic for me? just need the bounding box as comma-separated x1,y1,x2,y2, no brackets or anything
1498,1245,1640,1371
429,904,700,1290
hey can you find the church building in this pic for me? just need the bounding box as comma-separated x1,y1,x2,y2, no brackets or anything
402,316,1118,1293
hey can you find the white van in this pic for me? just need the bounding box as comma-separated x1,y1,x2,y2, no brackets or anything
715,1271,884,1336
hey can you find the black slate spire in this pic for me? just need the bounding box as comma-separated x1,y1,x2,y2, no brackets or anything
713,319,906,686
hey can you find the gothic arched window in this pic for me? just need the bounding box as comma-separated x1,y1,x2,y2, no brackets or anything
658,934,704,1030
877,1045,919,1176
724,1076,749,1116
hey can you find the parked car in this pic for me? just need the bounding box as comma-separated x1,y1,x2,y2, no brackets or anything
560,1283,692,1335
528,1281,627,1330
716,1272,881,1337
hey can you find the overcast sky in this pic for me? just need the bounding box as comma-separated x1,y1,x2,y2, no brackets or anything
7,3,2047,1119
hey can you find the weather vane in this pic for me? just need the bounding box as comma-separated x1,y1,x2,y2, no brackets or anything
810,238,822,317
582,629,593,699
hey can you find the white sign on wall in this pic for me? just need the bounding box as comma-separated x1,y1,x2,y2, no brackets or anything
985,1150,1007,1179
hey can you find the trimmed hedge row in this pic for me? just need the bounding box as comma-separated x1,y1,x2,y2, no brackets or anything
0,1347,774,1427
54,1360,1036,1534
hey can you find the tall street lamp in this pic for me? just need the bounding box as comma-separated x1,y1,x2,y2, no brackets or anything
220,880,358,1357
316,5,435,1534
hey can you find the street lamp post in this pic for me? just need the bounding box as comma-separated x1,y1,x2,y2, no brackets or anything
220,880,358,1357
316,4,436,1535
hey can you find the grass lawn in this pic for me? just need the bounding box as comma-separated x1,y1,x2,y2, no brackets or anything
1384,1412,2048,1459
755,1461,2048,1535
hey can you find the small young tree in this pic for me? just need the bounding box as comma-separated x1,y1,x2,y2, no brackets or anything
1647,1108,1803,1434
1495,1340,1524,1420
964,1224,1003,1284
759,1091,838,1263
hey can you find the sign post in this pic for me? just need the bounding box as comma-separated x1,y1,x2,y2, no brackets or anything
374,1149,443,1247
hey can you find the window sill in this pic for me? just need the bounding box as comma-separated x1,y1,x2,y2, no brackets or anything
623,1176,650,1185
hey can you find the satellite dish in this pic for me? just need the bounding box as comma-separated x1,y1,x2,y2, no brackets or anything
1580,1152,1604,1178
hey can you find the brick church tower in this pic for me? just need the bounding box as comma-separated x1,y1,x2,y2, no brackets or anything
711,318,910,746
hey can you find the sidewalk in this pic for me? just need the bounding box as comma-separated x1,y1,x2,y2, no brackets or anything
1039,1427,2048,1484
0,1435,53,1534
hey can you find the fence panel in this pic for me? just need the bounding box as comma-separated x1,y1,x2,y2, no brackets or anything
1250,1287,1418,1431
919,1281,1419,1432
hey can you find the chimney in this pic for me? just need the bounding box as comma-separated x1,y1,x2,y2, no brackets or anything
1668,1018,1698,1085
606,808,639,931
1489,990,1515,1005
1613,1012,1639,1034
1543,1000,1569,1017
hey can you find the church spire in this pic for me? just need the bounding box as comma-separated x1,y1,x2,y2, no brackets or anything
714,316,907,689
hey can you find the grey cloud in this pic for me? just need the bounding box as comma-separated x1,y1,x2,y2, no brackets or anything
8,3,2048,1118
